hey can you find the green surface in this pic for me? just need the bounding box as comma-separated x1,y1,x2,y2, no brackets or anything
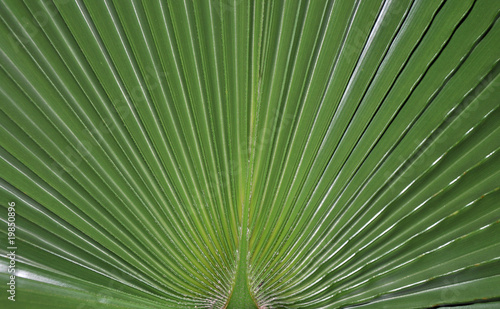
1,0,499,308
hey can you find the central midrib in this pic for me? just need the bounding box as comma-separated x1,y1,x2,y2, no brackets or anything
225,199,257,308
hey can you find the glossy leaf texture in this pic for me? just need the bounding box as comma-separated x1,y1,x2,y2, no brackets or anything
1,0,499,308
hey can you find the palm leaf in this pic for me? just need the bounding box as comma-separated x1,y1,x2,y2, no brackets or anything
1,0,499,308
